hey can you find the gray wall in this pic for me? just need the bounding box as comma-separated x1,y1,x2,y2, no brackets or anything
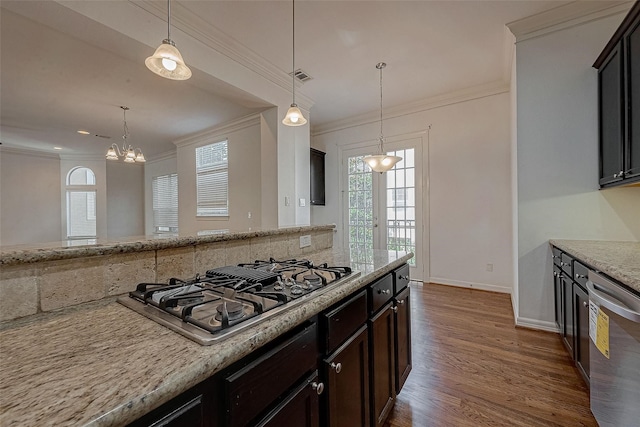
515,13,640,328
106,161,145,238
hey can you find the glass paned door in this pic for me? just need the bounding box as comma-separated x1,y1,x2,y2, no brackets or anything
384,148,416,266
344,142,424,280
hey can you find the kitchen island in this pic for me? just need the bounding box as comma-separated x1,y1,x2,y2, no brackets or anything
0,246,412,426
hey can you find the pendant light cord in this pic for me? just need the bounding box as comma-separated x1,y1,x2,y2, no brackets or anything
292,0,296,104
167,0,172,41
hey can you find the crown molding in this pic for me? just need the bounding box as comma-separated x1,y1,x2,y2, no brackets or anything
60,153,109,162
146,149,177,164
173,113,262,148
0,145,61,159
311,80,509,137
507,0,634,42
132,1,314,111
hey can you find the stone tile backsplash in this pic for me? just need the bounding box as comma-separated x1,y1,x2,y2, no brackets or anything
0,229,334,322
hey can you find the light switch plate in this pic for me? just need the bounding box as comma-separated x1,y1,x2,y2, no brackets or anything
299,198,306,207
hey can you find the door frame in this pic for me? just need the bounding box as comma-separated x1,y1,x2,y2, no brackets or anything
338,130,429,281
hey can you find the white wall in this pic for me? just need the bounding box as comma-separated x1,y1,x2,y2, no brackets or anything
176,115,265,235
515,13,640,330
0,148,62,245
106,161,144,238
312,91,514,293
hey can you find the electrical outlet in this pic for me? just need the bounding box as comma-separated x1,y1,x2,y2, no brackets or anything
299,235,311,248
285,196,290,206
486,263,493,272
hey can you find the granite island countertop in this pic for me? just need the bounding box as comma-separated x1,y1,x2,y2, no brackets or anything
549,240,640,293
0,249,413,427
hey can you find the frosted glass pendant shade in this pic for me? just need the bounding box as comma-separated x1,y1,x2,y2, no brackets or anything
282,104,307,126
363,154,402,173
106,147,118,160
145,41,192,80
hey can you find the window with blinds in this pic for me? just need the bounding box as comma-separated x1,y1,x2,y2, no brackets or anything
196,140,229,217
152,173,178,233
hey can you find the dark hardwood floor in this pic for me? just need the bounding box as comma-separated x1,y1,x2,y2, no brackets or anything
384,283,596,427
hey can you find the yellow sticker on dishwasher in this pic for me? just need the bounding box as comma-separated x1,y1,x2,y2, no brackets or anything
596,308,610,359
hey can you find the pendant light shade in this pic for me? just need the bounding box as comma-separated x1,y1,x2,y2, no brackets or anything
282,0,307,126
282,104,307,126
363,62,402,173
145,0,192,81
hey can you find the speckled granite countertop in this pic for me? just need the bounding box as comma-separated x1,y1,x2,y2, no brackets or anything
0,249,412,427
0,224,335,266
549,240,640,293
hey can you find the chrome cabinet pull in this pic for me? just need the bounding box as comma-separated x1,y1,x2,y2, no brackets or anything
575,273,587,279
390,305,398,313
329,362,342,373
399,275,409,280
311,382,324,395
397,299,405,305
378,289,390,295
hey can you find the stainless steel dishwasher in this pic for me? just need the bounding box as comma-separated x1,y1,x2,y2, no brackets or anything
587,270,640,427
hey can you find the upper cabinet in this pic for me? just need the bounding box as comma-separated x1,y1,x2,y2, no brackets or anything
594,2,640,187
310,148,326,206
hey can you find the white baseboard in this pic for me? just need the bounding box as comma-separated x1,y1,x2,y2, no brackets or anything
428,277,511,294
515,316,559,333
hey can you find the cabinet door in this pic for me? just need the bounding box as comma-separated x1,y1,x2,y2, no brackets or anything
323,325,370,427
394,286,412,393
553,264,563,330
599,42,625,186
561,276,574,358
256,372,320,427
369,302,396,427
574,284,590,385
310,148,326,205
625,19,640,180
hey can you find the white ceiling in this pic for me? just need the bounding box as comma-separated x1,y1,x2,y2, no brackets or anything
0,0,566,159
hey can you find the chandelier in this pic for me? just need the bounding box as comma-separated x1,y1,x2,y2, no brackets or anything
363,62,401,173
106,106,146,163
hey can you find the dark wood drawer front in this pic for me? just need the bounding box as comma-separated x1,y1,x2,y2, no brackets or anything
323,290,367,355
369,274,393,315
552,247,563,266
392,264,410,295
225,323,318,427
573,261,589,289
256,371,320,427
560,253,573,276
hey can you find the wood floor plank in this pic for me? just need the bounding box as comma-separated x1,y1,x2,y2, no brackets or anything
384,283,596,427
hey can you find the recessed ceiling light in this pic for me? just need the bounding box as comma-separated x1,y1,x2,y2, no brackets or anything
77,130,90,135
54,147,62,150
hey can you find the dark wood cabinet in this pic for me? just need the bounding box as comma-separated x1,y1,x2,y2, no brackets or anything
625,16,640,180
369,302,396,427
323,325,370,427
310,148,326,205
573,283,590,385
561,274,574,357
256,371,321,427
394,286,412,393
551,245,592,386
128,392,206,427
594,2,640,187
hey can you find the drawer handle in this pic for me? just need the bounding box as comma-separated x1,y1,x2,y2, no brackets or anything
399,275,409,281
583,301,588,308
575,274,586,279
561,262,570,267
397,299,405,305
552,255,559,259
390,305,398,313
330,362,342,374
311,382,324,395
378,289,390,295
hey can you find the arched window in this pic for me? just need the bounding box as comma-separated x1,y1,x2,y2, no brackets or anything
66,167,97,239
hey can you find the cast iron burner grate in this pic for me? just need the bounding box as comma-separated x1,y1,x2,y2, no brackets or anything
205,266,281,287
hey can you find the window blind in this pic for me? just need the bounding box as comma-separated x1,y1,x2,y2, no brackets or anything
196,141,229,217
152,173,178,233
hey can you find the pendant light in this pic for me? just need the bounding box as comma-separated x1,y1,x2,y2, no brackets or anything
363,62,401,173
145,0,192,80
282,0,307,126
106,106,146,163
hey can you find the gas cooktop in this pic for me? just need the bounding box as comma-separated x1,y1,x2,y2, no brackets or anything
118,258,359,345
